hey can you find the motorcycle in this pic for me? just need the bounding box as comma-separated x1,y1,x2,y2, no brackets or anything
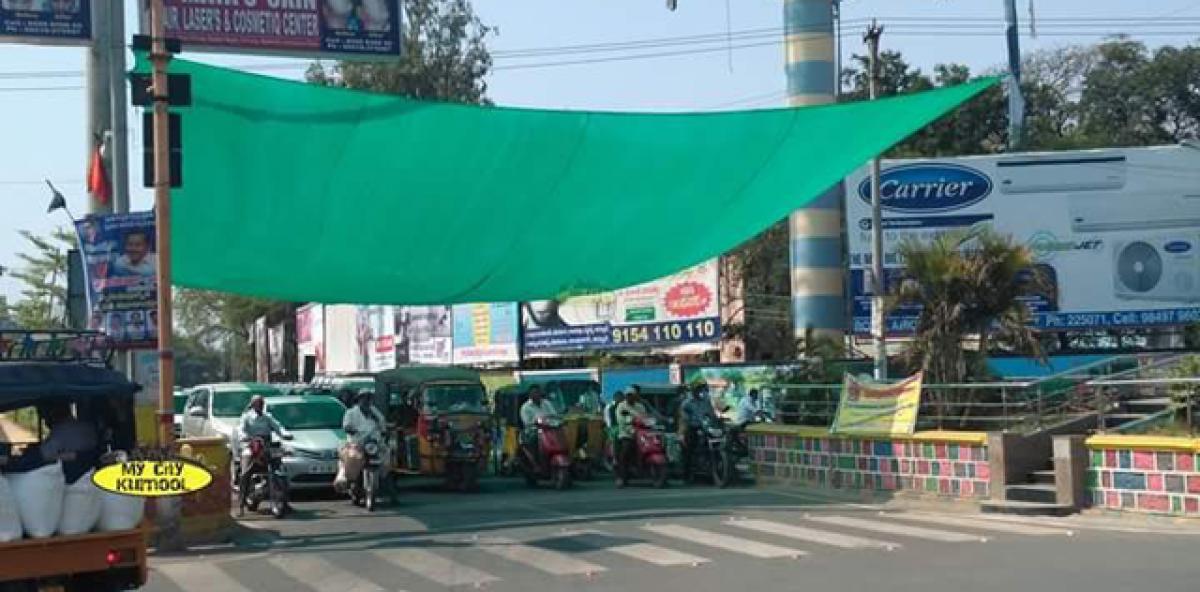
618,416,669,488
347,435,385,512
238,436,290,519
519,416,572,490
685,416,736,488
727,410,774,476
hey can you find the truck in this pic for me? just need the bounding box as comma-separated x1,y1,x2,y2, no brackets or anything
0,331,148,592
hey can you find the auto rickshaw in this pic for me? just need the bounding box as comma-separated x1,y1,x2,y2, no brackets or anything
602,384,687,475
375,366,490,492
493,380,605,480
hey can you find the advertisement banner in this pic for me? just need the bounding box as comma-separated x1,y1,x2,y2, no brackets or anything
74,211,158,346
452,303,518,365
523,260,721,353
683,364,813,417
0,0,90,45
296,303,325,375
268,322,285,375
831,373,923,436
845,145,1200,334
354,305,395,372
254,317,268,382
151,0,400,58
407,305,452,365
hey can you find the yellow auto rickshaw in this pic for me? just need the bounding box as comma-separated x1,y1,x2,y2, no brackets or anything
493,380,606,479
376,366,491,492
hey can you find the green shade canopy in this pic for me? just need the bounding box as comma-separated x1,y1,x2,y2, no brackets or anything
158,56,994,304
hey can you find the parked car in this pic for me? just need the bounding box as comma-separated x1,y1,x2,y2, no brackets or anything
311,372,377,407
173,388,190,438
180,382,284,449
259,395,348,489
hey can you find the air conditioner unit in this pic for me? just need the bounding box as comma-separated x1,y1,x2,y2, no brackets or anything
1069,191,1200,233
996,153,1126,194
1112,235,1200,302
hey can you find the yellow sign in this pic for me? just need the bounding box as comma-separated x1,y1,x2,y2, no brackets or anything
831,372,924,436
92,459,214,497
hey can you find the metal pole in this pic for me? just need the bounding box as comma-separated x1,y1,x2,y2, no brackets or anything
865,20,887,381
149,0,174,449
1002,0,1024,149
86,0,113,215
107,0,130,213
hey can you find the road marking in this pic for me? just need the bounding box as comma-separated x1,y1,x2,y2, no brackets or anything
373,547,500,587
478,536,608,576
727,518,900,549
885,513,1073,536
641,524,806,559
806,515,985,543
564,530,710,566
267,554,387,592
155,563,253,592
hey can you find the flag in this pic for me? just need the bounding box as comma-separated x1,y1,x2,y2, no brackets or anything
86,142,110,205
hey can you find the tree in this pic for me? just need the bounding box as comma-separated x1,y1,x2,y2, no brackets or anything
174,290,290,381
9,228,75,329
306,0,493,103
888,227,1046,384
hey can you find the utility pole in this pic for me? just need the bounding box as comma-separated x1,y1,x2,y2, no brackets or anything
1003,0,1024,150
149,0,175,451
865,20,888,382
108,0,130,213
85,0,112,215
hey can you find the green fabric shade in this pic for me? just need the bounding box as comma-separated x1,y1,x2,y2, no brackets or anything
154,55,995,304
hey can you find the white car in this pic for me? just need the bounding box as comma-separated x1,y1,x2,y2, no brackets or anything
180,382,284,448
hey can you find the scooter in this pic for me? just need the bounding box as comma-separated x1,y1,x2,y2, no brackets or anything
519,417,572,490
239,436,290,519
619,417,669,488
685,416,737,488
348,435,384,512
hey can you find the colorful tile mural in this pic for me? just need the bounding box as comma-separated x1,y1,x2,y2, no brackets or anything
748,431,990,500
1089,446,1200,516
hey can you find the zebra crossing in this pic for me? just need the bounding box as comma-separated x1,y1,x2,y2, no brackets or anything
142,512,1076,592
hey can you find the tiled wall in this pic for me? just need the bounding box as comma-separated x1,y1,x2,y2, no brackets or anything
748,431,990,499
1089,447,1200,516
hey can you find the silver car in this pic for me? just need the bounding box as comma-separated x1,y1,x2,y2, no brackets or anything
180,382,284,448
260,396,348,489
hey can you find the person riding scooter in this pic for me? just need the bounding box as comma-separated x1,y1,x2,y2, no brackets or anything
614,387,652,488
340,389,389,498
519,385,560,457
680,383,719,482
238,394,288,511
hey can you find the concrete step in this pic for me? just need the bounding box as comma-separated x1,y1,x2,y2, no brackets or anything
1029,470,1057,485
1006,483,1058,504
980,500,1077,517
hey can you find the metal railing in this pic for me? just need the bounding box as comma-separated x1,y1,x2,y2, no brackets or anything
1086,354,1200,435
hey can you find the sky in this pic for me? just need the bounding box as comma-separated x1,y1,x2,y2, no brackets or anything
0,0,1197,304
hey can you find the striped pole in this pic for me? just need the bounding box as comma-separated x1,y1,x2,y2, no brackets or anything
784,0,845,345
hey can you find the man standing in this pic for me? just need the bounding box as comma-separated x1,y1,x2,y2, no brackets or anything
680,383,719,482
614,387,651,488
519,385,559,459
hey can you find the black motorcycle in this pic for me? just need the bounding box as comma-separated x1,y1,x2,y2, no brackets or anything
238,436,290,519
685,416,737,488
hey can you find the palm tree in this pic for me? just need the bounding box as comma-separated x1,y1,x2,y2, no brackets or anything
887,227,1047,385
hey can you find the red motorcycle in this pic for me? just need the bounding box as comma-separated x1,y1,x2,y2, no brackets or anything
519,417,573,490
624,417,668,488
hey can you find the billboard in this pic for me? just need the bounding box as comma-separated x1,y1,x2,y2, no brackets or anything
845,145,1200,334
831,373,923,436
0,0,90,45
452,303,518,365
296,302,325,376
522,260,721,353
355,305,395,372
148,0,400,59
406,305,452,365
74,211,158,346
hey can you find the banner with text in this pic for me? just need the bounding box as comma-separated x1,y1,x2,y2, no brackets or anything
831,373,923,436
452,303,518,364
150,0,400,58
523,260,720,353
74,211,157,346
405,305,452,364
1,0,90,46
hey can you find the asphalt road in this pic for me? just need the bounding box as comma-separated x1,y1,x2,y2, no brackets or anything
143,477,1200,592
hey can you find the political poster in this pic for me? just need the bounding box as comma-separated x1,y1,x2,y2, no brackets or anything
268,322,285,375
149,0,401,59
831,373,923,436
452,303,518,365
0,0,91,46
295,302,325,377
523,260,721,353
74,211,158,347
845,145,1200,334
407,305,452,365
355,305,395,372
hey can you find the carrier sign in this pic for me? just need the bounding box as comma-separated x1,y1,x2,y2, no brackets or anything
858,163,992,213
93,459,213,497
